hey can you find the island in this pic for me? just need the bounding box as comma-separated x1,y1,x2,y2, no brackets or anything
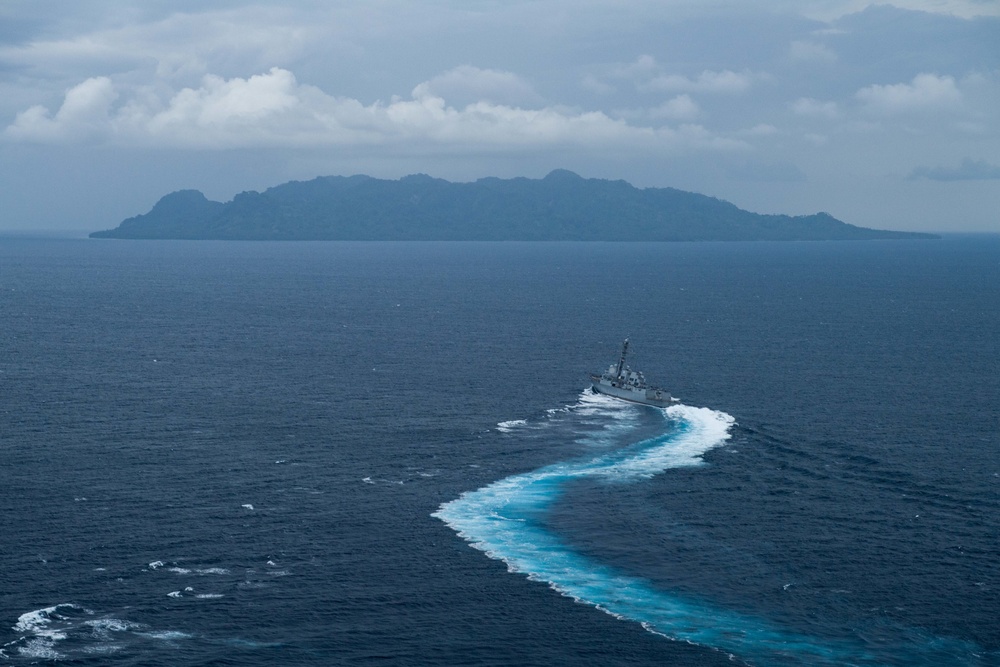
90,170,936,241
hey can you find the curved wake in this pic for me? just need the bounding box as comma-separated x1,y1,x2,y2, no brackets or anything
433,395,980,666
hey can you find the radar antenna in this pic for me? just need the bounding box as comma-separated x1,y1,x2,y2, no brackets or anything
615,338,630,378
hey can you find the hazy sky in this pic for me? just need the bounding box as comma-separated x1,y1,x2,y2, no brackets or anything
1,1,997,233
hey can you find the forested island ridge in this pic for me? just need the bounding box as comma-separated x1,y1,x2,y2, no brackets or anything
91,170,936,241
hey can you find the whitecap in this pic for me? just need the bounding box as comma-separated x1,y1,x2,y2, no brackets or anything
496,419,528,432
84,618,139,640
362,477,404,485
14,604,89,641
138,630,193,641
10,603,190,659
85,618,133,632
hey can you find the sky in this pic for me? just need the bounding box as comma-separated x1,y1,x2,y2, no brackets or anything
1,1,997,233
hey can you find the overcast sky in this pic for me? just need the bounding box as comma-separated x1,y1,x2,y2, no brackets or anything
1,1,997,233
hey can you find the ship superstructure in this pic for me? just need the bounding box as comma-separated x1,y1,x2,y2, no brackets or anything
591,339,674,408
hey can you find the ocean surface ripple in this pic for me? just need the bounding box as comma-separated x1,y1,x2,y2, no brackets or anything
3,238,998,665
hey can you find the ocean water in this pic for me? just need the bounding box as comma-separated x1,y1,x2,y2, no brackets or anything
1,236,997,666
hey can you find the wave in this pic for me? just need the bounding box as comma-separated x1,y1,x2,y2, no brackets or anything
5,603,190,661
433,396,982,665
496,419,528,432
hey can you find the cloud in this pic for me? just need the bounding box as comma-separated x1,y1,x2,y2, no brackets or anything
789,40,837,63
640,69,756,94
908,157,1000,181
141,68,302,137
791,97,840,118
741,123,779,136
411,66,540,107
595,55,760,96
612,54,659,79
648,94,700,120
612,94,700,123
4,67,746,153
580,74,616,95
0,6,315,82
855,73,962,114
786,0,1000,21
866,1,999,20
5,76,118,142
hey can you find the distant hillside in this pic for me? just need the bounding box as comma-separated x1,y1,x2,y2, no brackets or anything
91,170,936,241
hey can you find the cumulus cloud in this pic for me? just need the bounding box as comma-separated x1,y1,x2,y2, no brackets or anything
855,73,962,114
612,54,659,79
791,97,840,119
908,157,1000,181
640,69,756,94
648,94,700,120
412,66,540,107
6,76,118,142
3,67,746,152
595,55,760,96
7,69,307,145
612,94,700,123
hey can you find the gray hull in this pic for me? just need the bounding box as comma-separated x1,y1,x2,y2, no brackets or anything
591,382,672,408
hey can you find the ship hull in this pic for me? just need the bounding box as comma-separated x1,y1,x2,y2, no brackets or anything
591,381,672,408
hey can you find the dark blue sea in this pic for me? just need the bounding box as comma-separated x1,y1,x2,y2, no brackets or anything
1,236,998,666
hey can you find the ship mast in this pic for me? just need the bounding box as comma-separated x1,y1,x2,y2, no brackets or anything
615,338,630,378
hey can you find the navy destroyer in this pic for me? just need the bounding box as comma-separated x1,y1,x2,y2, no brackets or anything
591,339,674,408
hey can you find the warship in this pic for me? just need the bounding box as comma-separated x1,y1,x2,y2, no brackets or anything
591,339,674,408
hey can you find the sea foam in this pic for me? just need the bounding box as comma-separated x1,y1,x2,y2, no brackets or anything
14,604,88,644
8,603,190,661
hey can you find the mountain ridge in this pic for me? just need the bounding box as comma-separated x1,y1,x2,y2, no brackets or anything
90,170,937,241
